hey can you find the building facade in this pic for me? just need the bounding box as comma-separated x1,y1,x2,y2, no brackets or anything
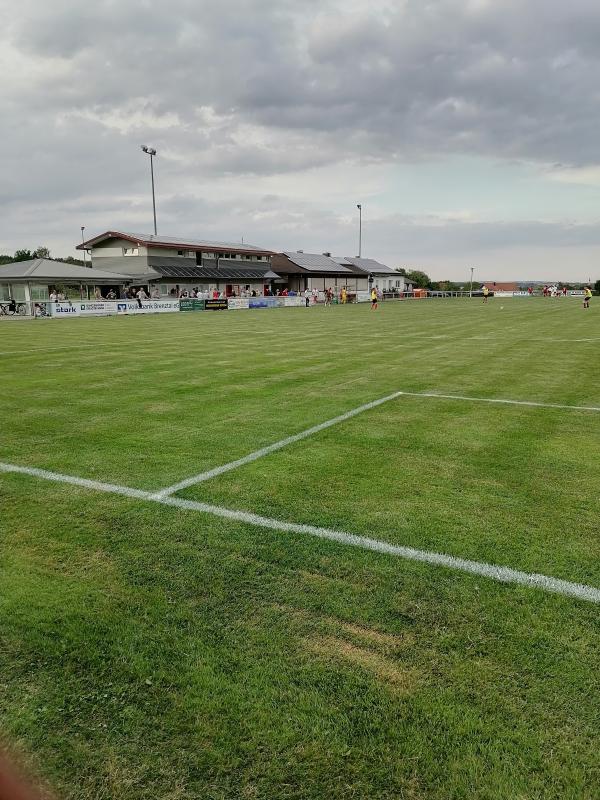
79,231,277,297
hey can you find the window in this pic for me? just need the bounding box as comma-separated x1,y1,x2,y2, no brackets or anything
30,284,49,301
0,283,10,301
123,247,139,256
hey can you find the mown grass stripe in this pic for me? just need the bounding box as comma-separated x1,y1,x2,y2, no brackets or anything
1,460,599,605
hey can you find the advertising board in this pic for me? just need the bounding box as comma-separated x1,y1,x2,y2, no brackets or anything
50,300,181,317
249,297,278,308
179,299,205,311
227,298,250,310
283,297,304,307
204,299,229,311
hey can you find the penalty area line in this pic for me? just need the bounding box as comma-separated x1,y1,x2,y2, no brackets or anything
153,389,600,498
1,460,600,605
151,390,405,499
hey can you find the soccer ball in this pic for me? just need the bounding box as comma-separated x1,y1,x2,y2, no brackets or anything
500,306,504,309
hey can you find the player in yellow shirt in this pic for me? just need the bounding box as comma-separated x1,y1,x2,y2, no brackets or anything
583,286,592,309
370,287,378,310
483,286,489,303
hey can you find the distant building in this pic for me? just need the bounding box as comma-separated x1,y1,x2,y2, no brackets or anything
78,231,277,297
335,257,412,292
271,252,410,293
271,252,360,293
481,282,520,293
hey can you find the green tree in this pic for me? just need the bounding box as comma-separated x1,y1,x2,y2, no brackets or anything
13,249,34,262
33,246,51,259
406,270,431,288
594,280,600,295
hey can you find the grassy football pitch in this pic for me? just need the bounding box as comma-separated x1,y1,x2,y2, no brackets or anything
1,298,599,799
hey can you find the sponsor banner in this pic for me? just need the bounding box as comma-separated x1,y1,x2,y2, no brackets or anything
494,291,514,298
249,297,278,308
283,296,304,307
356,291,371,303
51,302,81,317
204,298,229,311
180,299,205,312
227,298,250,310
116,300,180,314
50,300,180,318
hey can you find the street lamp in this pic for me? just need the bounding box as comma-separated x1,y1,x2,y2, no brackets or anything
80,226,87,268
357,203,362,258
141,145,158,236
469,267,474,298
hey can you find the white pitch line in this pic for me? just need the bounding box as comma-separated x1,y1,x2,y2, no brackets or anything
153,389,600,498
1,460,599,605
151,390,405,499
396,391,600,413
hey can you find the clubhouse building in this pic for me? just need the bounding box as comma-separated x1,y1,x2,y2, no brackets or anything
78,231,409,297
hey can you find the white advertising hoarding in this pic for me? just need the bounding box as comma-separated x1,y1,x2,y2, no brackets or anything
51,300,180,318
227,298,250,310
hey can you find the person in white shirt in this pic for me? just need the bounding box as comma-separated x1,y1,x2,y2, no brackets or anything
136,287,147,308
304,288,310,308
49,291,57,302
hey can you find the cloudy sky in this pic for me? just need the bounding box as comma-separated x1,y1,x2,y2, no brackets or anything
2,0,600,281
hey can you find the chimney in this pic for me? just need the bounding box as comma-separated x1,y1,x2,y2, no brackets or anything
322,252,331,257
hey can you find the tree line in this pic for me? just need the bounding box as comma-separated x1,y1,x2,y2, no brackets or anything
0,247,85,267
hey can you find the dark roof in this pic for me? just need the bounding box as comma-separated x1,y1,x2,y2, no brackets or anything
78,230,274,256
280,252,353,274
341,256,397,275
0,259,131,282
148,260,277,280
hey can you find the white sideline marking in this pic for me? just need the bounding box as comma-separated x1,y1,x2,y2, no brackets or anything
1,460,600,605
151,390,405,499
154,389,600,498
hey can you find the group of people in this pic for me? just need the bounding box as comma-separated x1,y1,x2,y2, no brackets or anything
542,285,568,297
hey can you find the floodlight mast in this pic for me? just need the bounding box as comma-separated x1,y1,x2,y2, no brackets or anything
141,145,158,235
357,203,362,258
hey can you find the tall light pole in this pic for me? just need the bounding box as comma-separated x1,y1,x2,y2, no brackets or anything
81,226,87,267
141,145,158,236
357,203,362,257
470,267,474,298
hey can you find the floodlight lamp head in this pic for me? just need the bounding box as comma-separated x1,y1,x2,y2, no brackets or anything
357,203,361,210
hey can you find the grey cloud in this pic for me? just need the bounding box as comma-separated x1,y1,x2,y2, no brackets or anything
3,0,600,278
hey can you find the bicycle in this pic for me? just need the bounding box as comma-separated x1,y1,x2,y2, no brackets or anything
0,302,27,316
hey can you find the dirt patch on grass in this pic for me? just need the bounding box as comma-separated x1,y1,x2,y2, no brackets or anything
274,604,413,651
144,402,178,414
305,635,417,693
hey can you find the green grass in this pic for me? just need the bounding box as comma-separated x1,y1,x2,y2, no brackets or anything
1,298,599,799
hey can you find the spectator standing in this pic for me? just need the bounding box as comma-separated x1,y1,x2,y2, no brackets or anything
136,287,147,308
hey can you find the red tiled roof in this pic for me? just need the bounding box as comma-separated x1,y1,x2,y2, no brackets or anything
482,282,520,291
